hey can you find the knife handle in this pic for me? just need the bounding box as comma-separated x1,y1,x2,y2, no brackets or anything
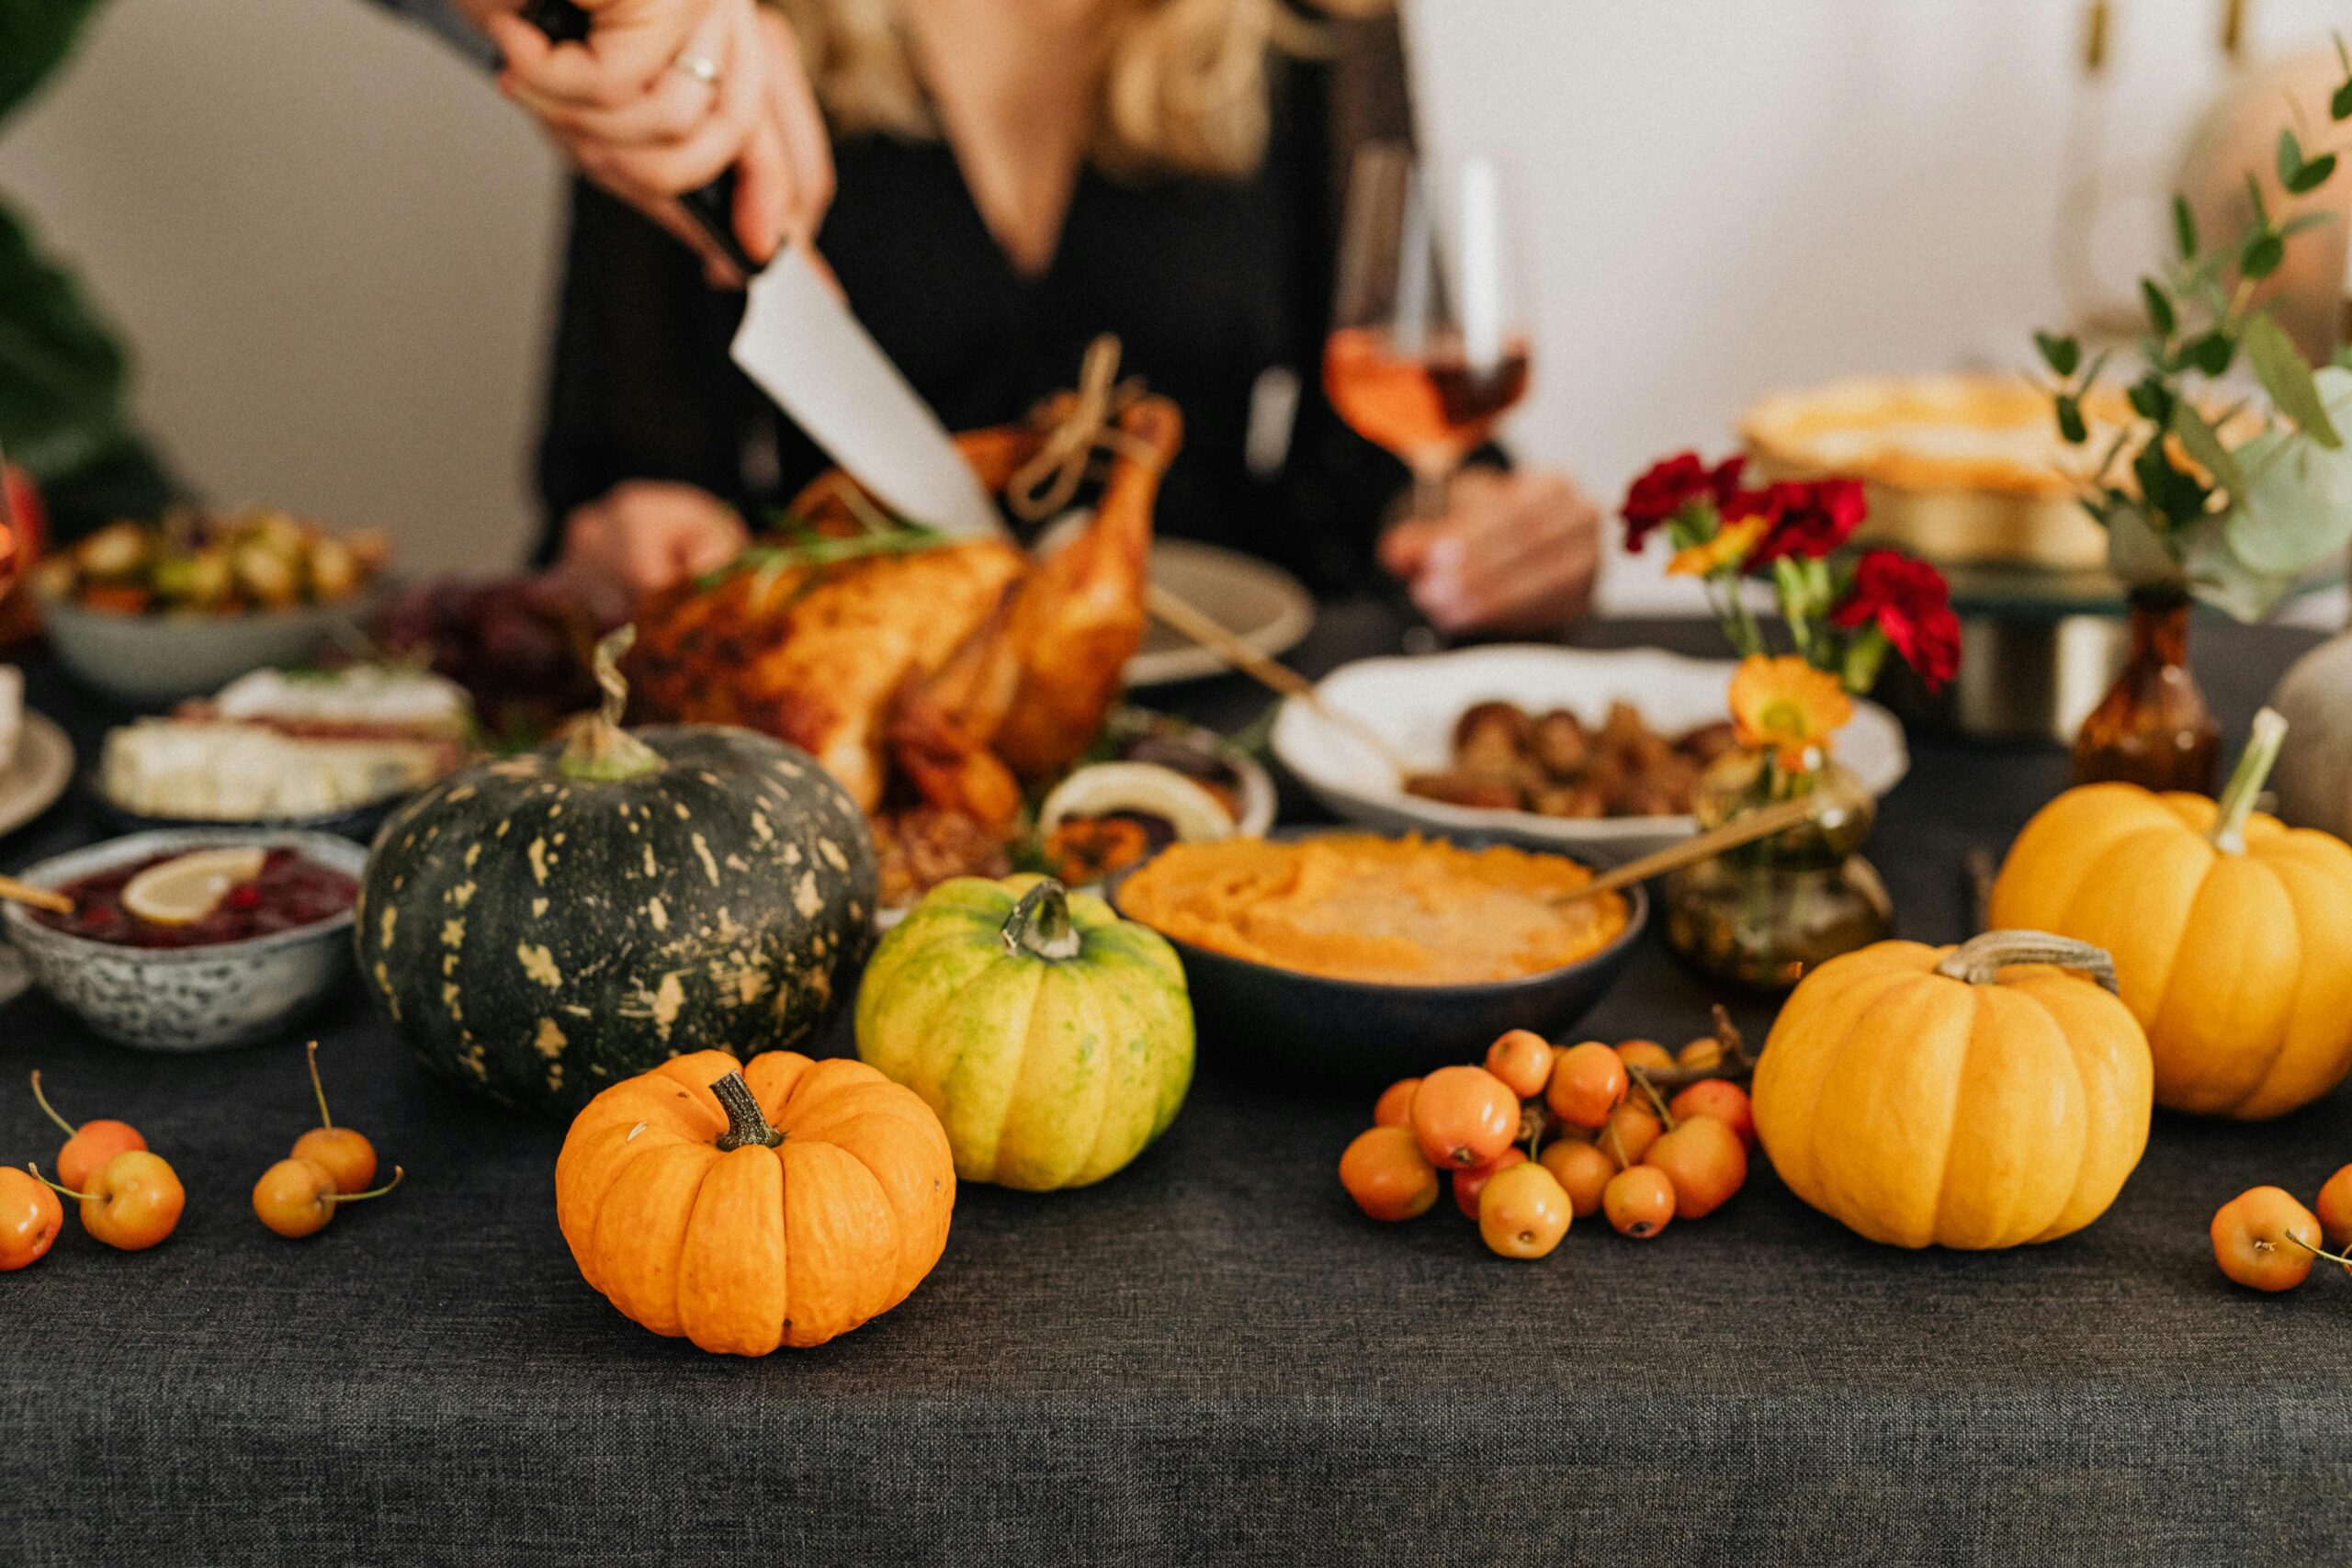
515,0,758,279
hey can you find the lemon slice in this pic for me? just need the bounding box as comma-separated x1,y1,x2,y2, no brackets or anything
1038,763,1236,842
122,846,268,926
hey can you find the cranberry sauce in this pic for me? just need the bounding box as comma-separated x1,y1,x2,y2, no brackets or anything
36,847,356,949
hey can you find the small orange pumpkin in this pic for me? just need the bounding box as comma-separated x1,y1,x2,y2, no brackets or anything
556,1049,954,1353
1990,710,2352,1119
1751,931,2152,1249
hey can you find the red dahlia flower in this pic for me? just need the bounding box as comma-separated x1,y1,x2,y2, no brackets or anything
1739,479,1867,568
1832,549,1962,692
1621,453,1747,550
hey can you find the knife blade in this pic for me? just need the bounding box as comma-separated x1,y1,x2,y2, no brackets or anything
519,1,1005,539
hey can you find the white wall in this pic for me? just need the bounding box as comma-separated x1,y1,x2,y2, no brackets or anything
2,0,2346,608
0,0,561,570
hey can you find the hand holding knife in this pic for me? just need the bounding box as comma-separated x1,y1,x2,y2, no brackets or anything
510,0,1005,540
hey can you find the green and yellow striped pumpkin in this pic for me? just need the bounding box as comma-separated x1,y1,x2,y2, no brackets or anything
854,875,1193,1190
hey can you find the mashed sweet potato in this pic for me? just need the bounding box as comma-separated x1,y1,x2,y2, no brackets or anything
1115,834,1628,986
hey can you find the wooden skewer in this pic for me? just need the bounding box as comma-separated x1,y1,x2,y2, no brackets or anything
1143,584,1410,776
0,875,72,915
1554,779,1867,907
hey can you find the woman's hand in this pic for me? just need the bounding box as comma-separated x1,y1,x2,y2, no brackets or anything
560,480,751,600
485,0,834,284
1377,467,1602,638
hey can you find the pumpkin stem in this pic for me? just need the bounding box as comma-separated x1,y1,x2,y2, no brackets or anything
1932,930,2119,994
709,1071,783,1152
560,626,665,784
2210,706,2287,856
1001,878,1082,962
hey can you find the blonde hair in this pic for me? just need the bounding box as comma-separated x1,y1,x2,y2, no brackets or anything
771,0,1390,180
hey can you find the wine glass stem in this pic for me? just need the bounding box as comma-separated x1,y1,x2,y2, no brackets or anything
1410,460,1453,524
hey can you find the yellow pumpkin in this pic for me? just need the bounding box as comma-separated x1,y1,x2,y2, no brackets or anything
1990,710,2352,1119
1751,931,2152,1249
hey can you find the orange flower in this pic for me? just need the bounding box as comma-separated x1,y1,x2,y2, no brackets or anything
1728,655,1853,769
1667,516,1766,577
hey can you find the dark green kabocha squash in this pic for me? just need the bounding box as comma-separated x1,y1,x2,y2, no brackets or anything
356,628,877,1116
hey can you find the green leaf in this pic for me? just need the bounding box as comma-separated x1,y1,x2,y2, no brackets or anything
2279,128,2308,187
2034,331,2081,378
2244,311,2343,448
2140,277,2176,337
2169,400,2245,497
2241,231,2286,279
2290,153,2338,193
2132,438,2210,528
2245,172,2271,225
2055,392,2087,445
2127,375,2173,423
2279,211,2338,241
2186,330,2236,376
2219,369,2352,579
2103,504,2188,589
2172,194,2199,258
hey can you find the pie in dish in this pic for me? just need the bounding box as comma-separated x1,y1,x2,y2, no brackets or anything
1740,372,2124,570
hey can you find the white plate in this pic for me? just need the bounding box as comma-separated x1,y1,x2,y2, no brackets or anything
1127,539,1316,687
0,713,74,839
1272,644,1910,862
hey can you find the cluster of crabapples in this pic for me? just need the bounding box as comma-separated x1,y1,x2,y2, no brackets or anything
2210,1165,2352,1293
1339,1027,1755,1259
0,1043,401,1272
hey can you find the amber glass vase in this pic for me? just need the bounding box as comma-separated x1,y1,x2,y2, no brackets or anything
1660,748,1893,992
2070,586,2220,793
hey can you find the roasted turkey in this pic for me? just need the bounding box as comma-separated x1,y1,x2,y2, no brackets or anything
625,390,1182,900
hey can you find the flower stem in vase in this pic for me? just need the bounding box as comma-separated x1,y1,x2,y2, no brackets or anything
2071,586,2221,793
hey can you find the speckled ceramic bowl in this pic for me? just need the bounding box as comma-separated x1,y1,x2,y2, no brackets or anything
3,829,364,1051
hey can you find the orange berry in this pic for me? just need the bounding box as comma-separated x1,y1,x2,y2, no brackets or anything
2211,1186,2323,1292
1645,1116,1747,1220
1544,1042,1627,1130
1409,1066,1520,1169
1340,1127,1440,1222
1676,1036,1724,1071
34,1151,183,1252
1478,1162,1572,1259
0,1168,62,1271
1484,1030,1556,1100
253,1158,404,1240
2316,1164,2352,1250
1667,1078,1756,1149
1602,1103,1663,1168
1372,1077,1421,1130
1615,1039,1674,1074
1603,1165,1676,1238
1538,1139,1616,1218
292,1127,379,1196
1453,1145,1528,1220
30,1071,146,1192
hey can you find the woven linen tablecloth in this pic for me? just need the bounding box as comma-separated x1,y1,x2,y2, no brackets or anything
4,610,2347,1566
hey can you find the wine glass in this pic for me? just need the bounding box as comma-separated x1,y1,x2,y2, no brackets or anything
1324,144,1531,524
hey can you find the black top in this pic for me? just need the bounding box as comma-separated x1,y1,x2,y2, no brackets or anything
536,31,1412,592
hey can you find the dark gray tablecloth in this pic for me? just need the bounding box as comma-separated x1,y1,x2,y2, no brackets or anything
5,609,2347,1567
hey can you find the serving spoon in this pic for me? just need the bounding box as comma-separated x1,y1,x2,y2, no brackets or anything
1551,774,1870,908
0,875,73,916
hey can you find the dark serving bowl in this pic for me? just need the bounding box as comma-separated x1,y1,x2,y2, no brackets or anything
1106,838,1647,1089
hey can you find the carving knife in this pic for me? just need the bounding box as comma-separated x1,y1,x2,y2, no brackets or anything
519,1,1006,538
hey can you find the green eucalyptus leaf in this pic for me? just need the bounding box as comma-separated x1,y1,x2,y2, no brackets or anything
2140,277,2177,337
2220,368,2352,577
2279,128,2308,186
2127,376,2172,423
2242,231,2286,279
2245,312,2343,448
2278,211,2337,241
2185,524,2305,622
2055,392,2087,445
2335,75,2352,121
2170,400,2245,497
2173,193,2199,258
2288,152,2338,195
2034,331,2081,378
2245,172,2272,224
2187,330,2236,376
2103,503,2188,588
